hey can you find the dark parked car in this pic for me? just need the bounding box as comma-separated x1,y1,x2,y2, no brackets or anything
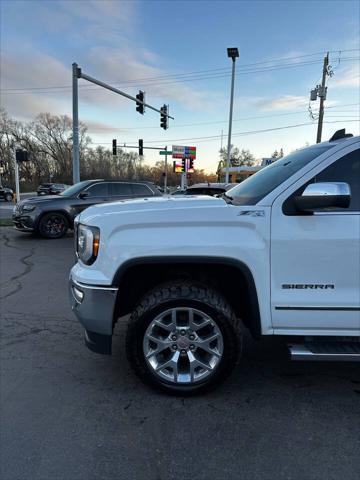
171,183,234,196
13,179,162,239
0,186,14,202
37,183,69,195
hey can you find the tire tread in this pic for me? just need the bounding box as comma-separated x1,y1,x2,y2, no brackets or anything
125,281,243,395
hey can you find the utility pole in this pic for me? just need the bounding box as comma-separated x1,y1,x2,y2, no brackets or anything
226,48,239,183
316,52,329,143
310,53,330,144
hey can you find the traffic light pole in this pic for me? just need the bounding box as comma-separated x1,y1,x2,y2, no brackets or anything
72,64,80,184
164,146,168,193
13,147,20,203
72,62,174,184
180,172,187,190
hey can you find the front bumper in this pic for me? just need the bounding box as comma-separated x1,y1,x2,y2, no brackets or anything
12,214,36,232
69,276,118,354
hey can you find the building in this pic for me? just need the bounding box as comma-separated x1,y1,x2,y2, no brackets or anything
218,158,275,183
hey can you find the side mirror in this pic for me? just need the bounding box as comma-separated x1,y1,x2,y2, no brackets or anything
79,191,89,199
294,182,351,212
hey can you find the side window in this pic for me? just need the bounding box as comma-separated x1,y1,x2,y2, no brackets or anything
131,184,152,196
283,149,360,214
85,183,108,198
111,183,132,196
312,149,360,212
210,189,224,196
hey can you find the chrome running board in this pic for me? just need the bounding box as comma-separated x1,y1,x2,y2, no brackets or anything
288,342,360,361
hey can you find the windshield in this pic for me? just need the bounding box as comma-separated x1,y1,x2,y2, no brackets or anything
227,145,332,205
59,180,94,197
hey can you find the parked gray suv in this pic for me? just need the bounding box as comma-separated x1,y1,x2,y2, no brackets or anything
12,179,161,239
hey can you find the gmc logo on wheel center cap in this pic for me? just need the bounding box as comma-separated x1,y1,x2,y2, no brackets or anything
177,337,190,349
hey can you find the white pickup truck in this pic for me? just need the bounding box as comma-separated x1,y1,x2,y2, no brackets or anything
69,130,360,394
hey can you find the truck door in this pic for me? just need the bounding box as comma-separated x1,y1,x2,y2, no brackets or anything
271,146,360,335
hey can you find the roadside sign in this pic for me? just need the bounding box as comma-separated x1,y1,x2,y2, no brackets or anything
172,145,196,159
159,150,172,155
173,160,183,173
173,158,194,173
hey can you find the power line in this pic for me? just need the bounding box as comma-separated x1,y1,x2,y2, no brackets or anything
90,119,359,146
2,57,359,96
85,104,360,131
1,50,359,94
0,55,332,91
3,57,358,94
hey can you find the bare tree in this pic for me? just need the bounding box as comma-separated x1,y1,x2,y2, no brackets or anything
219,146,255,166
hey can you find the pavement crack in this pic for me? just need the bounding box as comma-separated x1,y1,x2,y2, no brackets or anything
1,240,36,299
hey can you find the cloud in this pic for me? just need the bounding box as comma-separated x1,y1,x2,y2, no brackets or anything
0,52,72,120
84,46,218,110
39,0,137,41
1,52,69,90
0,46,219,123
330,65,360,89
250,95,310,111
84,120,132,135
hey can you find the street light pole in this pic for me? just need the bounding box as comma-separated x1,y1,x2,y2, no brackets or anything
225,48,239,184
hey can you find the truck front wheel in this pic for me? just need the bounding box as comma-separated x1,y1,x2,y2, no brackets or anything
126,282,242,394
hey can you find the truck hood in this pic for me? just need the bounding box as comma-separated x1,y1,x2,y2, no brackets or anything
79,195,227,223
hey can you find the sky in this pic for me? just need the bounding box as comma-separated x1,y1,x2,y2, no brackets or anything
1,0,359,173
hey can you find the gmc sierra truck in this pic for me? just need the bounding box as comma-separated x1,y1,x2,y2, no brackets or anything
69,130,360,394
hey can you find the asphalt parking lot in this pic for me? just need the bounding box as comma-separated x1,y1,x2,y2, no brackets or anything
1,227,359,480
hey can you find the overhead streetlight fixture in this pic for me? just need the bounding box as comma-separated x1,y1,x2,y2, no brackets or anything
227,47,239,60
225,47,239,183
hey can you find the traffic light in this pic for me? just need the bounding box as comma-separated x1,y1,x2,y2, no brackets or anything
160,104,168,130
112,139,117,156
189,158,194,172
138,139,143,156
15,149,30,163
181,159,186,172
136,90,145,114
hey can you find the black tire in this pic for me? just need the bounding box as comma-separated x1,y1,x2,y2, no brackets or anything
126,281,242,395
5,193,13,202
38,212,69,239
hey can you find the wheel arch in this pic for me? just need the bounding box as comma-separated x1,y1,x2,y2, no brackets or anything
112,256,262,339
36,209,73,229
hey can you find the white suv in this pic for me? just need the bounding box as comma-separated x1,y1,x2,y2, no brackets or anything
69,130,360,394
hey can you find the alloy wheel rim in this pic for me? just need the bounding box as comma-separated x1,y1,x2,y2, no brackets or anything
143,307,224,384
44,215,65,236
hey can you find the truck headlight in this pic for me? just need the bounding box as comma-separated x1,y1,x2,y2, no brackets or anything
77,224,100,265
